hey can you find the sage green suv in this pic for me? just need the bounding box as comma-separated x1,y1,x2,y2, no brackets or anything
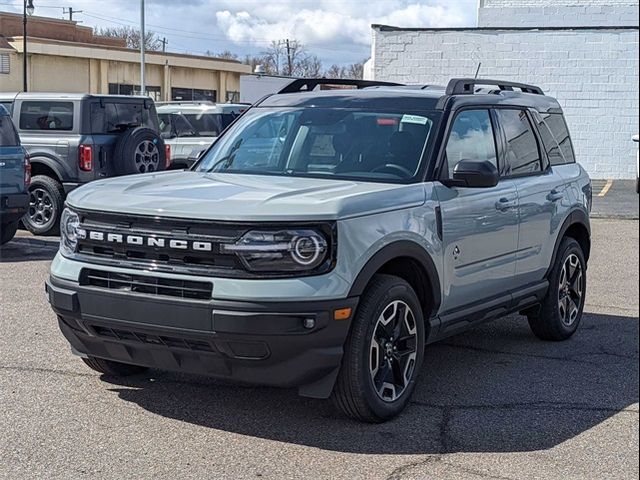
46,78,591,422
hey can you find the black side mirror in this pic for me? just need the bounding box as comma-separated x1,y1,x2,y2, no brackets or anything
442,160,500,188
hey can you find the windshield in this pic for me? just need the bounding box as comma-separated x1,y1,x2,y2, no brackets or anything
195,107,437,182
159,112,238,138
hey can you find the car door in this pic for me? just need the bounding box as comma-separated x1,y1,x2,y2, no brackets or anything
0,113,26,196
433,109,519,315
494,108,568,288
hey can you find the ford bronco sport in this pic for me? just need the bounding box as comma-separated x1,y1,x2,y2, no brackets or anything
0,93,168,236
46,78,592,422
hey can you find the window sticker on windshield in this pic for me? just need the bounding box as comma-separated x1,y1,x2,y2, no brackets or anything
401,114,429,125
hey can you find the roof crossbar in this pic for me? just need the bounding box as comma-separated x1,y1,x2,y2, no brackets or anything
446,78,544,96
278,78,404,94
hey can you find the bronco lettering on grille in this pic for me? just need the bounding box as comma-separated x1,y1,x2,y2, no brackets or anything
86,230,213,252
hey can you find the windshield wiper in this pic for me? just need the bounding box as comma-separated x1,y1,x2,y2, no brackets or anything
205,139,243,172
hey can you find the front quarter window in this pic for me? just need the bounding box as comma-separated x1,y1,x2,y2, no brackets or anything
195,107,437,183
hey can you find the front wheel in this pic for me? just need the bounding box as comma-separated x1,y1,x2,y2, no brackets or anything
528,237,587,341
331,274,425,422
22,175,65,236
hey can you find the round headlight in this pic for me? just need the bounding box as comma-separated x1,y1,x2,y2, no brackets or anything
291,234,324,266
223,228,329,273
60,208,84,256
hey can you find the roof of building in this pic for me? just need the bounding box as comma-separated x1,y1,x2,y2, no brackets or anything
372,24,640,32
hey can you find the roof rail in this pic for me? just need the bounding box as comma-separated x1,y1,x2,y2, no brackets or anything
278,78,404,94
445,78,544,96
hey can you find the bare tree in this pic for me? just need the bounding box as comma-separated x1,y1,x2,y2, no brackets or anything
324,64,346,79
347,60,366,80
207,50,240,60
96,26,161,51
297,55,323,78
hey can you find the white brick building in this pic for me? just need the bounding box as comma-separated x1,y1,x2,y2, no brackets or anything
371,0,639,179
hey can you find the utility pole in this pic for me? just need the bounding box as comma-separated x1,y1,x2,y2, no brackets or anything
63,7,82,21
140,0,146,96
285,39,293,76
160,37,168,53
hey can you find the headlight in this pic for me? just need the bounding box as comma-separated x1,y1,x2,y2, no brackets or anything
223,229,330,273
59,208,85,257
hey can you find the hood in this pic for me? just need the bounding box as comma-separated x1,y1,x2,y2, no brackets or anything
66,171,426,221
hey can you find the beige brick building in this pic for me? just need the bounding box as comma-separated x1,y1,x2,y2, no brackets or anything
0,12,250,102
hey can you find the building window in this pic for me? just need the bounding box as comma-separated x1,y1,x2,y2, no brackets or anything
0,53,9,74
108,83,162,101
171,88,216,103
226,91,240,103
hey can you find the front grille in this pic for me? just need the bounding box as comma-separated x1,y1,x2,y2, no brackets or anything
89,324,216,353
80,269,212,300
74,210,247,275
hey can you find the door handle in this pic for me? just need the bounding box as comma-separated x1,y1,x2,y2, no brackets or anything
495,197,517,211
547,190,564,202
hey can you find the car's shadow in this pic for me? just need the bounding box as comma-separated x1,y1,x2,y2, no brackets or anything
0,235,59,262
101,311,638,455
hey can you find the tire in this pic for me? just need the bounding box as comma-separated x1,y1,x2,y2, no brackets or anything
82,356,148,377
528,237,587,341
22,175,65,236
114,127,166,175
331,274,425,422
0,221,19,246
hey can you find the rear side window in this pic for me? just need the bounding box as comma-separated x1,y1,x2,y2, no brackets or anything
444,109,497,178
90,102,155,134
543,113,575,164
0,115,20,146
496,109,542,176
533,113,565,166
19,101,74,131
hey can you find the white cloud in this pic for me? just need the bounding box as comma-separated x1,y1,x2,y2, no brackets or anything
1,0,477,64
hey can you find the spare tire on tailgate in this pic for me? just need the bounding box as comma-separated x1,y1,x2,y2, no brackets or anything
114,127,166,175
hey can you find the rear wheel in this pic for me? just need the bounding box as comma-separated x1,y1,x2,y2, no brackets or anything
331,274,425,422
22,175,64,236
0,221,19,245
82,356,148,377
528,237,587,341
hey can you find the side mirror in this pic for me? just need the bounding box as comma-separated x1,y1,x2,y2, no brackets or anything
442,160,500,188
633,134,639,143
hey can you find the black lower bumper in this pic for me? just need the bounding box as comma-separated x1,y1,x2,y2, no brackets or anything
46,275,357,398
0,192,28,223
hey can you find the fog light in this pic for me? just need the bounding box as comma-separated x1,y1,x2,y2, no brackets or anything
303,318,315,329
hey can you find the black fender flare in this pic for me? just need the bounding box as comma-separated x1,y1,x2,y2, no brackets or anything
348,240,442,314
545,208,591,278
28,156,67,182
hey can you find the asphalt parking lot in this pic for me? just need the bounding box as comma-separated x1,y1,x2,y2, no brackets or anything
0,219,638,480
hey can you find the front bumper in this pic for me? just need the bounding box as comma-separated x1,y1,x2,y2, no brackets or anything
0,192,28,223
46,275,358,398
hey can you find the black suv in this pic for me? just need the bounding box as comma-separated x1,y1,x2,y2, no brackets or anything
0,93,168,235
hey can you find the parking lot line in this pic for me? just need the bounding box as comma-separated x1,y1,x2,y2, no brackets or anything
598,179,614,197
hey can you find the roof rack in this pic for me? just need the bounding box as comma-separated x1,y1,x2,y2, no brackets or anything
445,78,544,96
278,78,404,94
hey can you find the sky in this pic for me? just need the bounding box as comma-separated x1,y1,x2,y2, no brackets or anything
0,0,478,65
